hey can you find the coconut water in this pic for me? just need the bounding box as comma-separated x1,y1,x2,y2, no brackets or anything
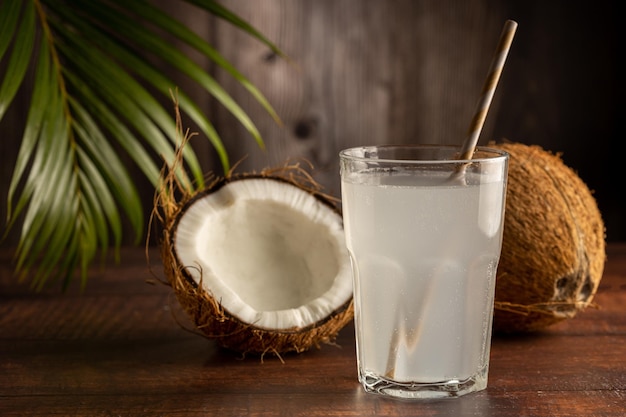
341,171,506,393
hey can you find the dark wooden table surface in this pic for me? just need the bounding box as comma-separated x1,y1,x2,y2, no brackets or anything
1,244,625,417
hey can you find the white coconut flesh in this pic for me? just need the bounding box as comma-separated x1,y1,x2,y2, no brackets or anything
173,178,353,331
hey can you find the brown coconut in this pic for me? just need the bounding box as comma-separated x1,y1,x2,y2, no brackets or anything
490,141,606,332
155,162,354,357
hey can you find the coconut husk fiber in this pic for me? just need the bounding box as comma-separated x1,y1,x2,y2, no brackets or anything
490,142,606,333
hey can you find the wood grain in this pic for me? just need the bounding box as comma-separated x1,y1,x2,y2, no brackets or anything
0,244,624,416
1,1,623,249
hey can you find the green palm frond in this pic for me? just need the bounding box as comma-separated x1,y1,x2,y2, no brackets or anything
0,0,282,290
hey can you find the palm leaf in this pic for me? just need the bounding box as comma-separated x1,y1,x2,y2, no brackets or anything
0,0,33,121
69,0,266,153
1,0,282,290
49,7,202,188
189,0,284,58
121,0,282,128
70,99,143,239
48,4,230,173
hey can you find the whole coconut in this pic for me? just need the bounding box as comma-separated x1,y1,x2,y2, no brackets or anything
491,142,606,333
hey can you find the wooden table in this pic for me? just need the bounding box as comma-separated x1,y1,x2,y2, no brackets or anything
1,244,625,416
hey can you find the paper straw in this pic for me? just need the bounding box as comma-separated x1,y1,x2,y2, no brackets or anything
458,20,518,160
384,20,518,383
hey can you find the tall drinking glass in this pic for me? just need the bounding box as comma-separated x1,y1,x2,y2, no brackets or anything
339,145,509,399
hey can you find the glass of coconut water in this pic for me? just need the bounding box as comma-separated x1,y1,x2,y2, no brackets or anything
339,145,509,399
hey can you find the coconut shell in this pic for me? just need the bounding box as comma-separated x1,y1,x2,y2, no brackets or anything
156,168,354,357
491,142,606,332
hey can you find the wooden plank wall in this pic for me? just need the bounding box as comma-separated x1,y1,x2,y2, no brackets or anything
205,0,512,194
205,0,621,241
0,0,621,248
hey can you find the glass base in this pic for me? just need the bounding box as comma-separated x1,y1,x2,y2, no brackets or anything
360,369,488,400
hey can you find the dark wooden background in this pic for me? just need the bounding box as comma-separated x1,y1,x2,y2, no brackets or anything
1,0,622,249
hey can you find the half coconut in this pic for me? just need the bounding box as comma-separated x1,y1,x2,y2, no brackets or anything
158,171,354,356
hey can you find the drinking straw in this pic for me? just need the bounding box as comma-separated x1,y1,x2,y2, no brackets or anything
384,20,518,383
458,20,518,160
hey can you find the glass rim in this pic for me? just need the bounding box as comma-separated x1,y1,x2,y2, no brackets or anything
339,144,508,164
